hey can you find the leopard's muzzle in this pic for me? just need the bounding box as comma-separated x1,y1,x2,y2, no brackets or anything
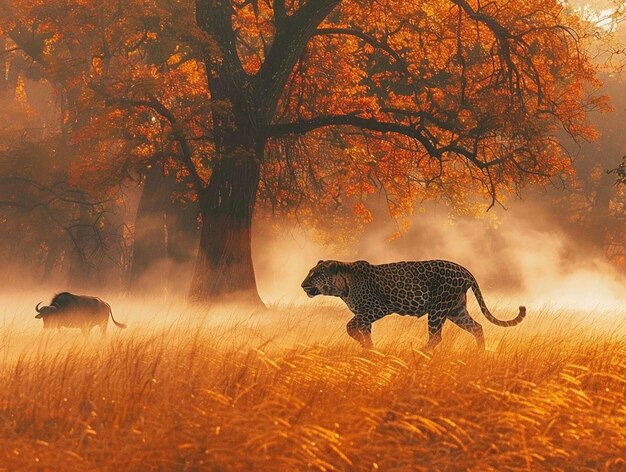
301,283,320,297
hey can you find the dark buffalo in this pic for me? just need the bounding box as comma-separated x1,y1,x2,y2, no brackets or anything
35,292,126,336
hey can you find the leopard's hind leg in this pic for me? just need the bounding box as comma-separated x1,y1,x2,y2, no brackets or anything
449,308,485,351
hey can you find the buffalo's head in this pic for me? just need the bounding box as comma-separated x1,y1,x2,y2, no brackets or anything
35,302,59,329
301,260,349,298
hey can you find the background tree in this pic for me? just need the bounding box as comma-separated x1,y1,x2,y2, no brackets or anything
536,1,626,268
0,0,201,289
175,0,606,304
0,0,138,285
611,157,626,185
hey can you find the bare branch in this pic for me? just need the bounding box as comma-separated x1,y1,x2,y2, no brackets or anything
0,177,121,267
0,176,112,206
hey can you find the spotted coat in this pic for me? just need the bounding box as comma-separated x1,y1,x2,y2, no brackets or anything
301,260,526,350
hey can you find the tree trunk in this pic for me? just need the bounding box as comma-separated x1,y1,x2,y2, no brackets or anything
586,169,614,250
130,164,199,292
130,165,170,290
68,192,94,288
189,156,263,306
41,240,61,281
0,38,7,95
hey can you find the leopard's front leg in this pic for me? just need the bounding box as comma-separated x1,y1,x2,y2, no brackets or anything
346,316,373,349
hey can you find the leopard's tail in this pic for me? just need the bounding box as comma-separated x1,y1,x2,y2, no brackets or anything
470,280,526,327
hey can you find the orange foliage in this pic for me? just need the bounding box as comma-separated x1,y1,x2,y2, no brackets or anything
0,0,607,234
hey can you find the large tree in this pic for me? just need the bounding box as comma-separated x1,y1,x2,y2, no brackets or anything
185,0,603,304
0,0,605,303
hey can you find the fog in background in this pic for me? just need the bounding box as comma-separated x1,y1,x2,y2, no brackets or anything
256,194,626,311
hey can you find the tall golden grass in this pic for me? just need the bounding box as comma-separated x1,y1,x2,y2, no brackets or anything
0,297,625,471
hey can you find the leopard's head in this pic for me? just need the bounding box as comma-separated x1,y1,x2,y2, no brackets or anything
301,260,350,298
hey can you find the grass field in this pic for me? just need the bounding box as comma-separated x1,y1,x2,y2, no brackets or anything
0,295,625,471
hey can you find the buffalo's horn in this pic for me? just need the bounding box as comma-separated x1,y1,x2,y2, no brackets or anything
35,302,43,313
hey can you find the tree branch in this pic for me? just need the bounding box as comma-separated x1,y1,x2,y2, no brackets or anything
0,177,119,266
254,0,341,123
379,107,458,132
449,0,541,106
196,0,246,80
265,114,504,169
313,27,409,73
0,5,49,70
273,0,286,27
99,94,207,192
0,176,113,206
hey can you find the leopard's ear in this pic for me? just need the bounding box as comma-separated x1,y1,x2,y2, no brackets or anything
327,261,341,275
317,260,324,265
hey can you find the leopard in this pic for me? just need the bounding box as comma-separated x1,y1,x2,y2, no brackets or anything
301,259,526,350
